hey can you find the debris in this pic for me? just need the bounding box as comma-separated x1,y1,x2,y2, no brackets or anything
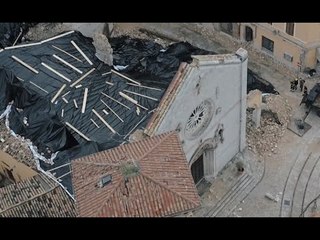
123,89,158,101
23,117,29,126
90,118,100,128
51,84,67,103
11,55,39,74
29,81,49,94
265,193,278,202
101,92,130,110
65,122,91,141
81,88,88,114
0,138,5,143
41,62,71,82
92,32,113,66
70,68,95,87
111,69,141,86
73,99,78,109
100,99,124,123
52,45,83,63
92,109,116,134
71,40,93,65
53,54,83,74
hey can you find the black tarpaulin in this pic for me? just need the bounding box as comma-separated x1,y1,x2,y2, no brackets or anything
0,31,215,194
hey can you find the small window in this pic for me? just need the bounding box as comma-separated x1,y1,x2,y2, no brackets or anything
284,53,293,62
286,23,294,36
262,36,274,53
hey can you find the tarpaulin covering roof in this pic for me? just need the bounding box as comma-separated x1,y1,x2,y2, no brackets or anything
0,31,213,195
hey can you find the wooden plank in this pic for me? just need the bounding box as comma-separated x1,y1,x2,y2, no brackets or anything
0,49,4,53
101,92,130,110
111,69,141,85
71,40,93,65
73,99,78,109
92,109,116,134
100,99,124,123
102,71,111,76
53,54,83,74
119,91,138,104
123,89,158,101
65,122,91,141
29,81,49,94
90,118,100,128
41,31,74,43
81,88,88,114
12,30,22,46
41,62,71,82
105,81,114,86
62,91,70,98
127,83,162,91
51,84,66,103
16,76,24,82
5,42,41,50
11,55,39,74
62,97,69,104
70,68,95,87
61,109,64,117
102,109,109,115
75,84,82,89
52,45,83,63
119,92,148,110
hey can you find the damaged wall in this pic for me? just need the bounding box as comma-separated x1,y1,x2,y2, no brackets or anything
147,49,248,181
0,150,37,184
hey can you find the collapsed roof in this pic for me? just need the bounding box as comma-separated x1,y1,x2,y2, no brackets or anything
0,30,213,195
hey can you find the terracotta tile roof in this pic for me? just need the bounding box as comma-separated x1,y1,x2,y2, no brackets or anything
144,62,189,136
0,173,76,217
72,131,200,217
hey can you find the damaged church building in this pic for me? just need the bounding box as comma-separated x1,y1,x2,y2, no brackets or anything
0,28,247,217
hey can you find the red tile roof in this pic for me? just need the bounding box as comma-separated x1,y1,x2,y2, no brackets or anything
0,173,76,217
71,131,200,217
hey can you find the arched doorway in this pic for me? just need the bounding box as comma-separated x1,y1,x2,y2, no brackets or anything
191,155,204,185
245,26,253,42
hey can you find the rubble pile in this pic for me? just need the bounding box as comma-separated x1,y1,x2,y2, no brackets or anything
0,119,36,169
246,94,292,156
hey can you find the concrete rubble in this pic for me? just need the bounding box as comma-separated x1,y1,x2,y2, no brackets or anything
246,94,292,157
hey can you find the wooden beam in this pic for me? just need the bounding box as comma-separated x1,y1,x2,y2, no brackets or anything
52,45,83,63
61,109,64,117
65,122,91,141
29,81,49,94
102,71,111,76
126,83,162,91
73,99,78,109
102,109,109,115
111,69,141,85
105,81,114,86
92,109,116,134
100,99,124,123
119,91,138,104
119,92,148,110
70,68,95,87
123,89,158,101
41,62,71,82
12,30,22,46
53,54,83,74
5,42,41,50
90,118,100,128
71,40,93,65
51,84,66,103
101,92,130,110
41,31,74,43
62,97,69,104
62,91,70,98
11,55,39,74
75,84,82,89
81,88,88,114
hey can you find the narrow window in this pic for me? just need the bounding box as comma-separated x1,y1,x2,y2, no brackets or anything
262,36,274,53
286,23,294,36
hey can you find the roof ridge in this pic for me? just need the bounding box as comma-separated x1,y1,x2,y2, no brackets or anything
135,131,175,161
139,172,199,208
0,178,58,215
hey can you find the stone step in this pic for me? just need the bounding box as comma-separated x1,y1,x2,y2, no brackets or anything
206,174,253,217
